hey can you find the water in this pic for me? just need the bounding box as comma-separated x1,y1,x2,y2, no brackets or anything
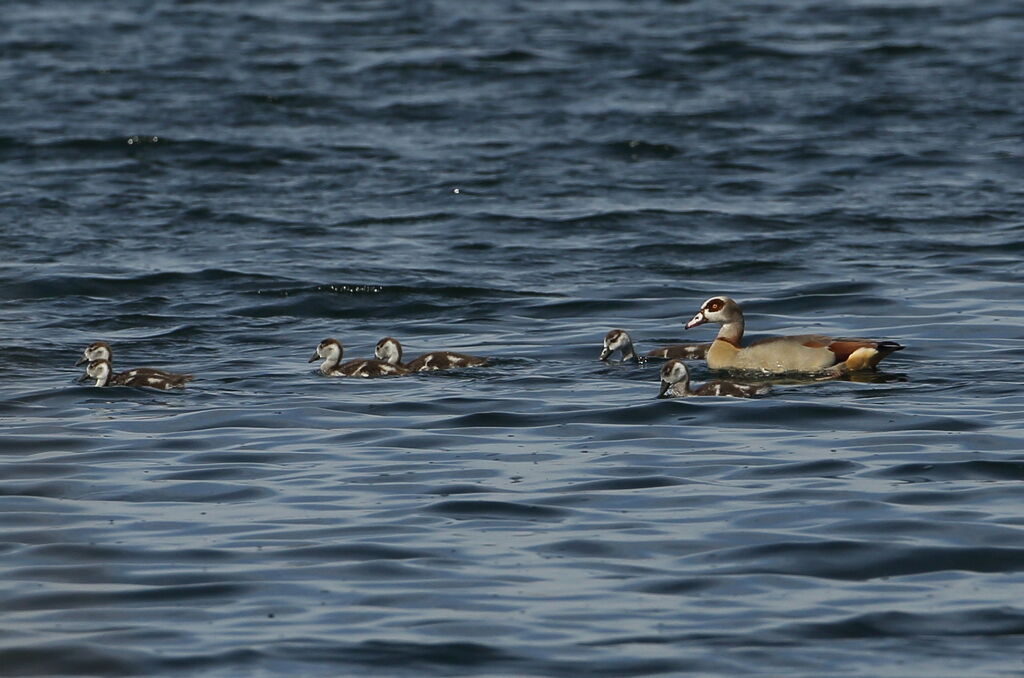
2,1,1024,676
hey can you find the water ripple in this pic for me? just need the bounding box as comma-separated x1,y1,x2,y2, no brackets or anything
2,0,1023,676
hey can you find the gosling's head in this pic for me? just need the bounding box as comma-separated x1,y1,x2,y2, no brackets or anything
599,329,638,364
657,359,690,398
76,341,112,366
309,338,343,369
374,337,403,365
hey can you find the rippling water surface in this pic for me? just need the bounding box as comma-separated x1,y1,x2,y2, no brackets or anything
3,1,1024,676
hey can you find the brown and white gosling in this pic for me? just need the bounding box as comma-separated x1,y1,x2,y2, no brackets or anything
75,341,185,381
309,338,409,378
599,329,708,364
374,336,487,372
78,359,193,389
657,359,769,399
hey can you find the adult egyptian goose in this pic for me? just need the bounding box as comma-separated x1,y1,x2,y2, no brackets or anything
79,359,193,389
684,296,904,374
599,329,709,364
374,337,487,372
309,338,409,378
657,359,770,398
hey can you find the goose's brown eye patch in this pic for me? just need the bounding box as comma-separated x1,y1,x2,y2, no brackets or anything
706,298,724,312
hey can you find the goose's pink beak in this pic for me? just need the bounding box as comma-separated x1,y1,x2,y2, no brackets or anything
684,311,706,330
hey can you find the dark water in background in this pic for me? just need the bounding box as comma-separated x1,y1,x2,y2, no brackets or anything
2,0,1024,675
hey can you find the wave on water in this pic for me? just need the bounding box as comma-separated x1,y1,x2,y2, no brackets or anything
2,0,1023,676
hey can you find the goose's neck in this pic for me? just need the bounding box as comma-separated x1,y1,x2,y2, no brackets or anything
621,339,639,364
716,317,744,344
320,351,341,372
380,343,403,366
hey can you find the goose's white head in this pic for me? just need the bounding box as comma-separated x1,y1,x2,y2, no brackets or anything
309,338,343,371
657,359,691,398
76,341,112,366
79,359,113,387
599,329,638,364
685,296,742,330
374,337,403,366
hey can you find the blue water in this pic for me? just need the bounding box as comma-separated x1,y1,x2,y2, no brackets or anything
2,1,1024,676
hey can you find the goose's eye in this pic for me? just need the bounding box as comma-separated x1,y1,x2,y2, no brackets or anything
707,299,724,312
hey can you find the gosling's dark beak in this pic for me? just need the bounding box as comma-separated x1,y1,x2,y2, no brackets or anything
308,351,320,363
74,355,88,366
598,347,611,361
657,380,671,398
76,371,90,383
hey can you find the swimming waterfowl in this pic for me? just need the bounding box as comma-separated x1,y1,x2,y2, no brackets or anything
309,338,409,377
599,329,708,363
374,336,487,372
79,359,193,389
645,343,709,360
657,359,769,398
75,341,181,379
599,329,639,364
684,296,904,374
76,340,113,366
